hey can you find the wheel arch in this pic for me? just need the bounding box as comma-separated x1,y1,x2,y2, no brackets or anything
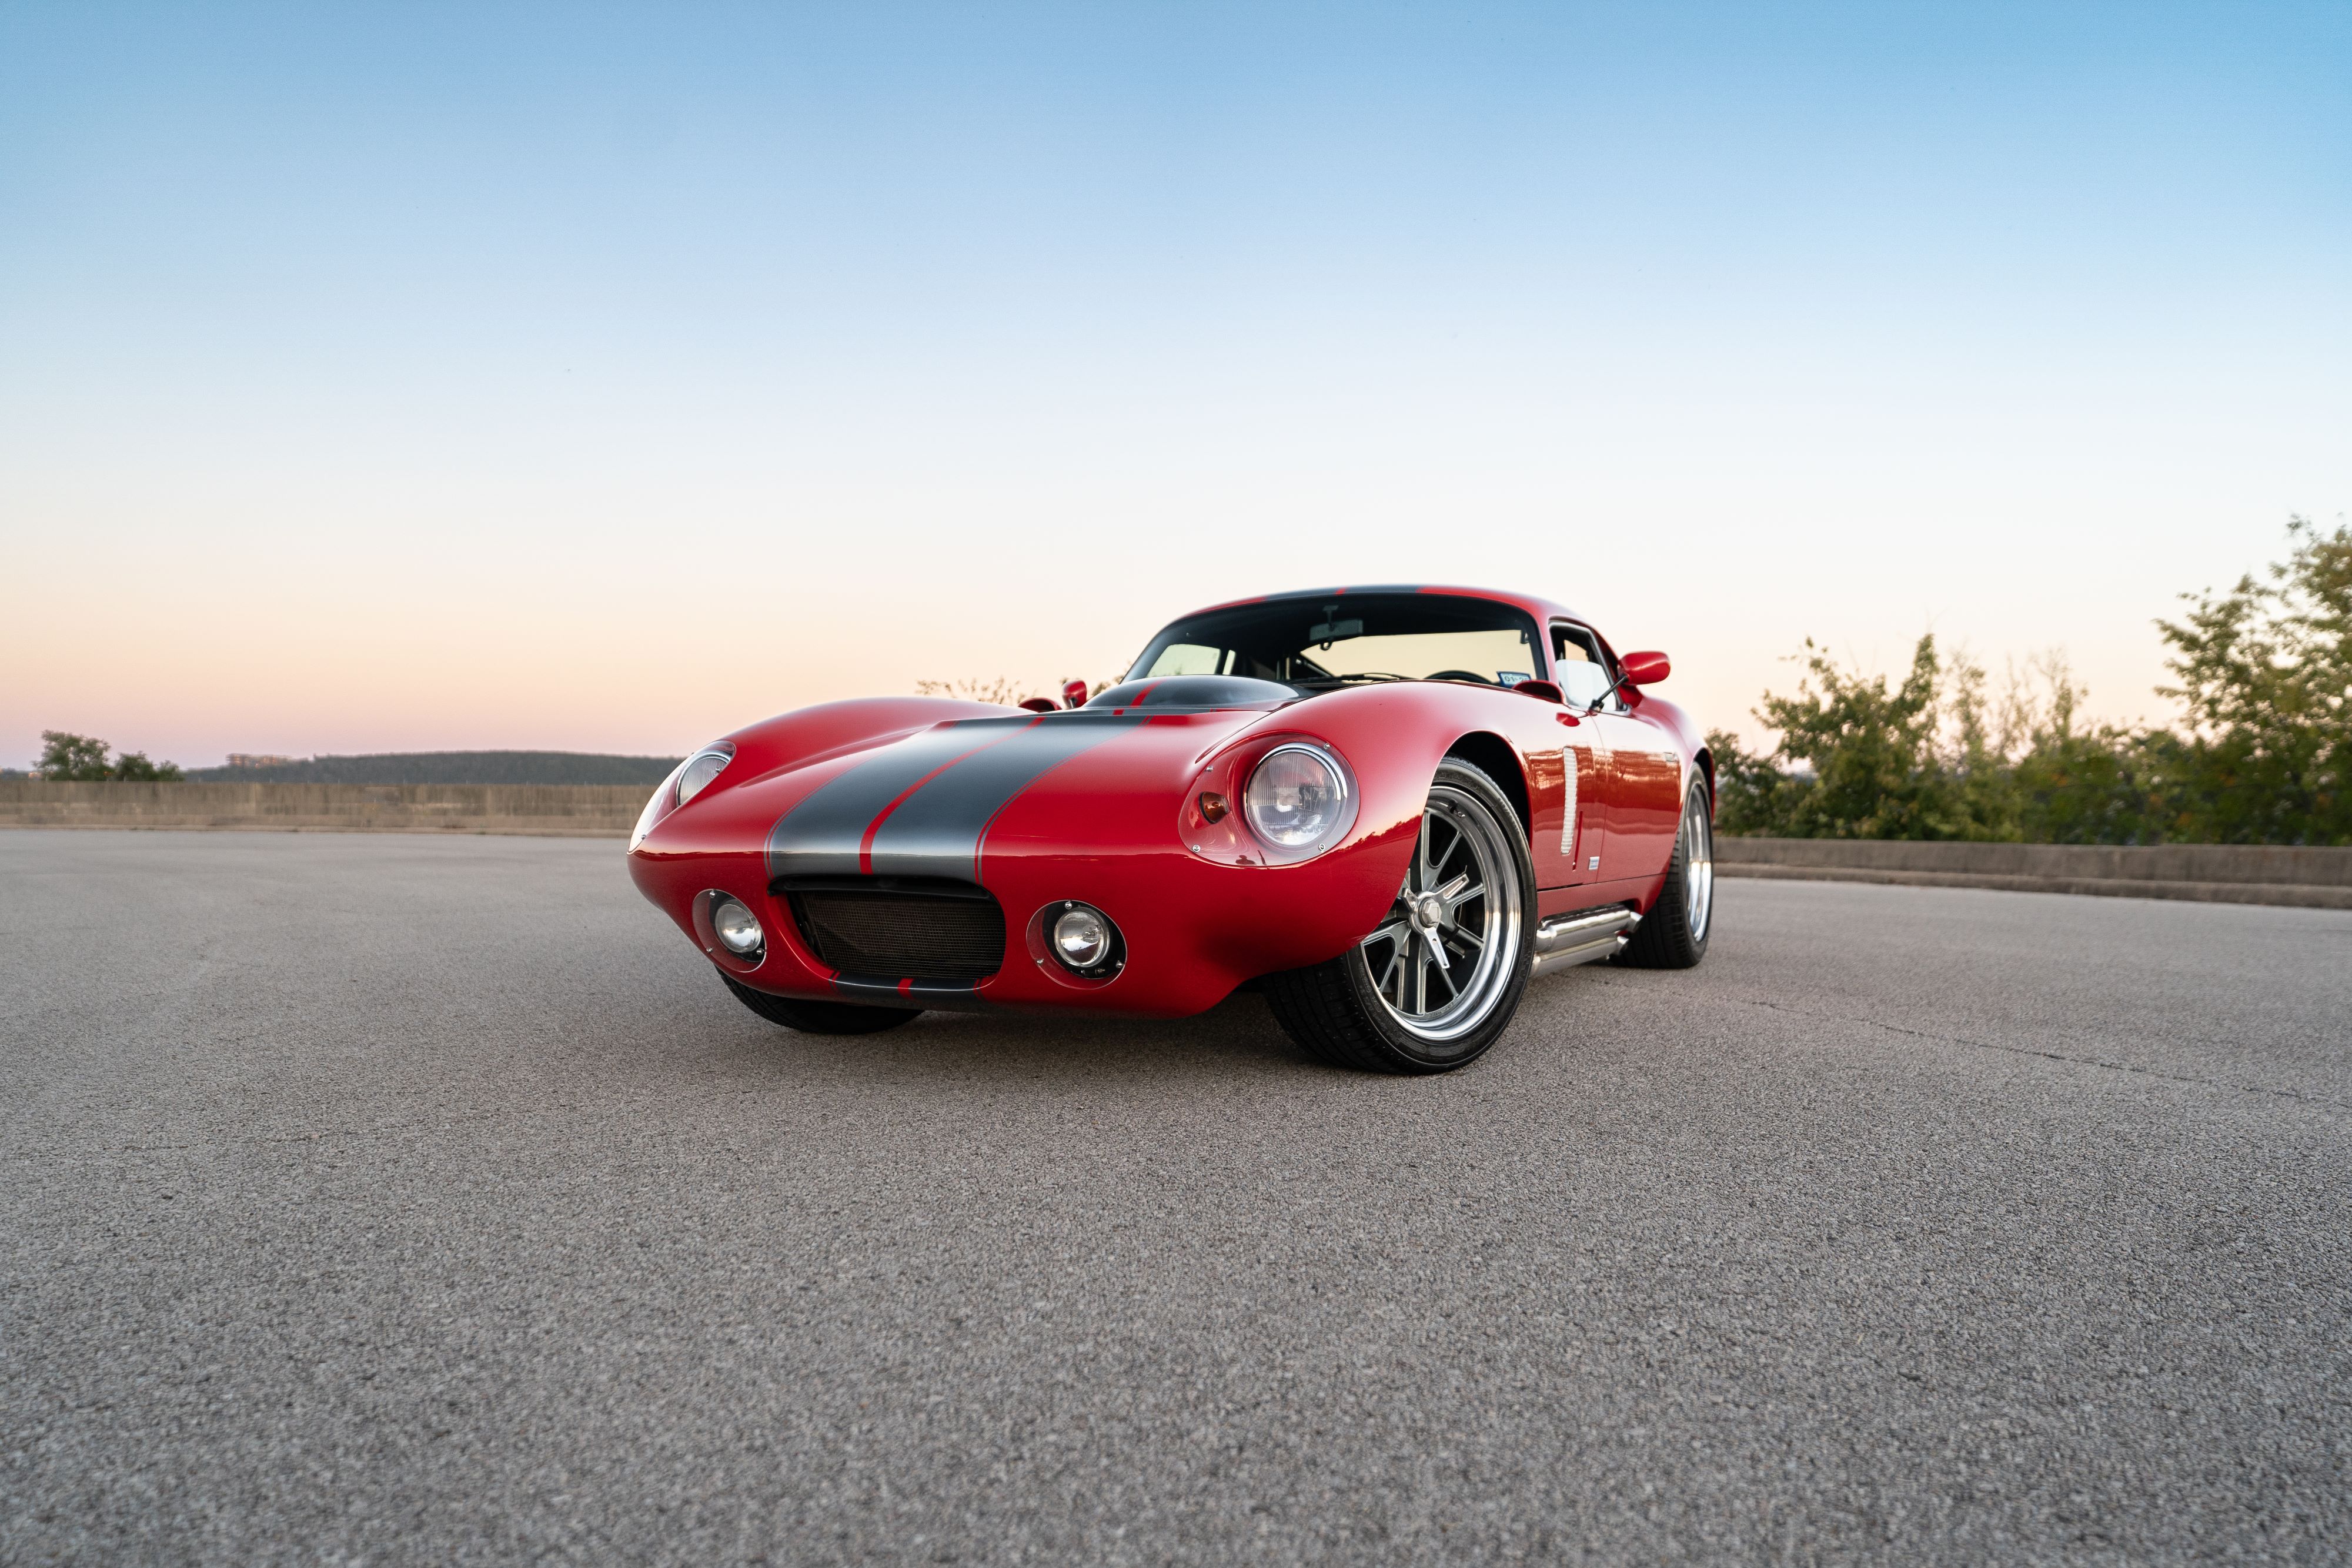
1442,731,1532,842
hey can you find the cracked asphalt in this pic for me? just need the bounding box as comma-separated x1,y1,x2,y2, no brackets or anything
2,830,2347,1564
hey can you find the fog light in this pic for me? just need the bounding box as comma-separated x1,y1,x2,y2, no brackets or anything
710,895,765,958
1049,902,1121,977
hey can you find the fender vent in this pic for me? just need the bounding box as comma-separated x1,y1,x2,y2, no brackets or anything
777,877,1006,982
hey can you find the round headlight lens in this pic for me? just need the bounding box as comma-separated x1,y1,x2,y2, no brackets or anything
1244,744,1349,850
1052,905,1111,970
710,895,764,957
677,745,733,805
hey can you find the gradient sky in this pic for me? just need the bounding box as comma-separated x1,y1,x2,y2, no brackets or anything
4,1,2347,767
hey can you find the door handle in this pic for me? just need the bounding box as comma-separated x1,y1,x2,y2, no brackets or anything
1554,711,1581,727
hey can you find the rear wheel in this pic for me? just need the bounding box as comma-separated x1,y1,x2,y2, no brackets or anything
1265,760,1535,1073
721,974,922,1035
1615,777,1713,968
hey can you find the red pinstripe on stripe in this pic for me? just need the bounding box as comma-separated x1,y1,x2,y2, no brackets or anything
854,720,1040,874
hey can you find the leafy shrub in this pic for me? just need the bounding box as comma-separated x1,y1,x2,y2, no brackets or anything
35,731,183,781
1716,517,2351,845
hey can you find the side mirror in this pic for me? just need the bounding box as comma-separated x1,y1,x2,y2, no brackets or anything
1619,651,1671,686
1513,679,1565,704
1018,697,1058,714
1061,678,1091,710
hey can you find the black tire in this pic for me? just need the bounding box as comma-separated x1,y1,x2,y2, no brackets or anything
1616,777,1714,969
721,973,922,1035
1264,758,1537,1074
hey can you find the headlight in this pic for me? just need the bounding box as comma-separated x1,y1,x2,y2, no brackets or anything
709,894,765,958
632,742,734,851
1244,744,1350,852
676,744,734,805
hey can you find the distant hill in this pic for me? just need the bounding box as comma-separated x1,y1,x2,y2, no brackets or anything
187,751,684,786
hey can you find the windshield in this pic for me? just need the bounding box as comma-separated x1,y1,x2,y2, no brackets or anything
1127,594,1544,689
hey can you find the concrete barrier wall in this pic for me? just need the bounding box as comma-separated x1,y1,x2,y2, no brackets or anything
1718,836,2352,909
0,780,640,837
8,784,2349,904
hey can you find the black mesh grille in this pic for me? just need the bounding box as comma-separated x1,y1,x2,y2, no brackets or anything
784,881,1007,982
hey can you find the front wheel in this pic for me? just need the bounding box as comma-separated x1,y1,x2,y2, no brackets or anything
721,974,923,1035
1265,759,1536,1073
1615,777,1713,969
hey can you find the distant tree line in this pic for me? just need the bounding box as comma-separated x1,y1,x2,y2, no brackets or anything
183,751,684,786
24,743,680,787
1710,518,2351,845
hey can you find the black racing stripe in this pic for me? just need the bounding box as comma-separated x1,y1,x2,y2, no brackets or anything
764,718,1031,882
865,714,1144,881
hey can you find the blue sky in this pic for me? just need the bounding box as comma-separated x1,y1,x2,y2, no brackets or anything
4,2,2346,764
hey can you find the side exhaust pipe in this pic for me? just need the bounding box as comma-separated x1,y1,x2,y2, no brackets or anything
1530,906,1641,977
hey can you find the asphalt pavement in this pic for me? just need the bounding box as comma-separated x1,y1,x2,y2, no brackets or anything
2,831,2346,1564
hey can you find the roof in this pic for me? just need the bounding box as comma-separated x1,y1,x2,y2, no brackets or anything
1173,583,1586,630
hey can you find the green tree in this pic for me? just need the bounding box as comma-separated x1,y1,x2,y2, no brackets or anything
35,730,183,782
1698,519,2347,845
2156,516,2351,844
1725,635,2017,840
111,751,183,781
36,731,112,780
1992,655,2168,844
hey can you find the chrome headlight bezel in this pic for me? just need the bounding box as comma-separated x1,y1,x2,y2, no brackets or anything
1240,741,1359,864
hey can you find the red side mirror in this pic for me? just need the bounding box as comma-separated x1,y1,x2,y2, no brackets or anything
1062,679,1091,710
1514,679,1565,704
1018,697,1058,713
1620,651,1671,686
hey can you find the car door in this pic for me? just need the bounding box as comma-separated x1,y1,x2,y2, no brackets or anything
1564,626,1683,882
1546,624,1618,884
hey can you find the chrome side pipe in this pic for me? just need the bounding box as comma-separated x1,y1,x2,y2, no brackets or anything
1529,907,1641,977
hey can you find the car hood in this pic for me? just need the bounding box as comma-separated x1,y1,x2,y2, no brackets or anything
757,707,1274,885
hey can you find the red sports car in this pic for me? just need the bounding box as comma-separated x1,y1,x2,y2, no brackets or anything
629,586,1714,1073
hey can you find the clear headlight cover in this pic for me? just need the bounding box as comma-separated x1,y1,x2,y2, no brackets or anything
630,758,689,851
1244,744,1349,851
629,741,735,851
676,745,734,805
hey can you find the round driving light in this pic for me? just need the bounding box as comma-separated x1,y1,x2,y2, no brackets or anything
1244,744,1348,850
1053,905,1110,968
710,895,764,957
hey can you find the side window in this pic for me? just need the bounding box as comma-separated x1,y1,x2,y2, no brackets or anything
1551,624,1621,710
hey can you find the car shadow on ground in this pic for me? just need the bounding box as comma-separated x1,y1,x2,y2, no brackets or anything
656,979,1324,1091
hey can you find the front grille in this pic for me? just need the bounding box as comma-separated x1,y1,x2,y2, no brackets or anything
780,878,1007,982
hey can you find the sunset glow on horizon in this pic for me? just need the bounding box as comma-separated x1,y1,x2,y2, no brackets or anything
5,2,2347,768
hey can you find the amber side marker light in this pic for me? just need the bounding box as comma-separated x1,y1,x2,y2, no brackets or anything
1198,791,1230,824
